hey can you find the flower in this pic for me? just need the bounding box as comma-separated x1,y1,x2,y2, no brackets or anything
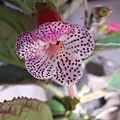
107,23,120,34
16,21,94,85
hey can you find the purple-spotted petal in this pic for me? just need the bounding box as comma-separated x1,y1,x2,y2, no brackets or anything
62,25,95,59
25,52,55,79
32,21,73,43
16,32,45,60
53,52,83,85
25,41,64,80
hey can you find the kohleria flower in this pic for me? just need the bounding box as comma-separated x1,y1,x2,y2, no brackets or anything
16,21,94,85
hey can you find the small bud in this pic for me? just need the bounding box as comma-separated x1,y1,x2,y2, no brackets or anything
35,1,61,26
107,23,120,34
92,5,113,24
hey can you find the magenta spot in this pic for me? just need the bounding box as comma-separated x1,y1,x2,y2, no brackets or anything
73,78,76,80
83,48,85,50
72,63,74,65
75,63,77,65
73,74,76,77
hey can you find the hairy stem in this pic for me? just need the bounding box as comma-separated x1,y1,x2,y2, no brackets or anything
37,81,64,98
67,85,75,99
83,0,88,28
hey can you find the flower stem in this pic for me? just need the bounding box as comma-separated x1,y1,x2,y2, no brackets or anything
67,85,75,99
88,13,94,29
37,81,64,98
83,0,88,28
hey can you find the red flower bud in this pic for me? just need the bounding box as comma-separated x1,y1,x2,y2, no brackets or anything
107,23,120,34
35,2,61,26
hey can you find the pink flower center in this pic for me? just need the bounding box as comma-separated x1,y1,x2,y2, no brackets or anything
45,42,63,58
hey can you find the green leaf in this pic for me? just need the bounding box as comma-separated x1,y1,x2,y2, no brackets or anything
1,0,35,13
46,99,66,116
0,20,23,67
19,0,42,13
52,96,80,111
95,31,120,51
3,0,65,13
73,97,79,106
21,0,36,11
1,0,20,7
49,0,65,7
97,31,120,44
0,5,35,67
0,5,35,33
63,97,80,111
107,70,120,91
0,97,53,120
0,64,33,84
35,1,57,11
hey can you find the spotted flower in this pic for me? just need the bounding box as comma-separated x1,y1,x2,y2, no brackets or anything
16,21,94,85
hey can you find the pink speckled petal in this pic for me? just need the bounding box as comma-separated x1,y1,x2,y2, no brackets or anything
53,52,83,86
25,52,55,79
62,25,95,59
16,32,46,60
32,21,73,43
25,41,64,80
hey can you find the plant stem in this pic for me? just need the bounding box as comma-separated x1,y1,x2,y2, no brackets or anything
67,85,75,99
37,81,64,98
88,13,94,29
83,0,88,28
